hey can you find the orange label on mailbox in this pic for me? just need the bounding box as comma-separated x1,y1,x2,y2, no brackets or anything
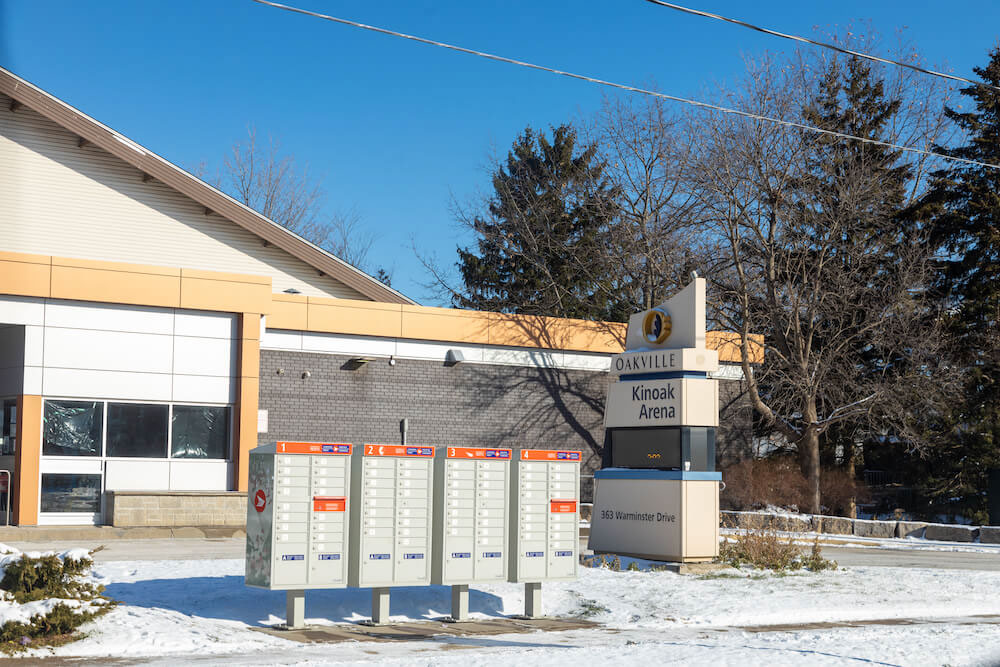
363,444,435,457
313,497,346,512
446,447,512,460
550,500,578,513
519,449,583,462
277,442,352,455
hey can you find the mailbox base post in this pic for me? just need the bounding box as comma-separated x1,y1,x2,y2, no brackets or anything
524,582,542,618
285,590,305,629
450,584,469,621
371,587,391,625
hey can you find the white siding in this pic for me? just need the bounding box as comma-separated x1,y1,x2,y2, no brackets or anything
0,93,368,300
0,296,237,403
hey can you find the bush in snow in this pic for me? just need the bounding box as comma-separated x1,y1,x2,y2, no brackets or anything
720,519,837,572
0,546,116,654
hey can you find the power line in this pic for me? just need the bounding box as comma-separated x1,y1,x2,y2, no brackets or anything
643,0,1000,95
251,0,1000,171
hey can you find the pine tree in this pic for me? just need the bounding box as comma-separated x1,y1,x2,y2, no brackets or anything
454,125,622,320
911,48,1000,522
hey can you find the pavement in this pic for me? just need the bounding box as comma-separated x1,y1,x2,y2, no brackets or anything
3,532,999,570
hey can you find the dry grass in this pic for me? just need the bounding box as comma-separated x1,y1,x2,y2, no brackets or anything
720,515,837,572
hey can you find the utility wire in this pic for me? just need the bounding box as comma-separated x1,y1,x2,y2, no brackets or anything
251,0,1000,171
643,0,1000,95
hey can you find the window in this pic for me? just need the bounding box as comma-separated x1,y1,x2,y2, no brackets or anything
0,399,15,456
171,405,230,459
41,400,231,461
43,401,103,457
107,403,168,458
40,473,102,513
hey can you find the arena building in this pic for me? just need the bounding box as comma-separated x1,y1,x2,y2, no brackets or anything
0,66,756,527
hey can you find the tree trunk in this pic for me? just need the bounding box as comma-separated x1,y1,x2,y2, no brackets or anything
846,443,857,519
799,398,821,514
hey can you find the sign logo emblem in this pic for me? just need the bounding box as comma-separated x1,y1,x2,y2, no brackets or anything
254,489,267,513
642,308,672,345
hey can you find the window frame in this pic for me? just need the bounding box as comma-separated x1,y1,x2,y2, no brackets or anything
40,397,233,462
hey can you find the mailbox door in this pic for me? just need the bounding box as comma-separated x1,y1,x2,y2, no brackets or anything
309,454,350,585
359,456,396,585
443,459,476,581
517,461,549,580
395,457,432,583
547,461,580,579
474,460,508,580
271,454,310,586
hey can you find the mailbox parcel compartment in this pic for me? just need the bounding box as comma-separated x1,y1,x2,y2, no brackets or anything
508,449,581,583
349,444,436,587
432,447,512,585
245,441,353,590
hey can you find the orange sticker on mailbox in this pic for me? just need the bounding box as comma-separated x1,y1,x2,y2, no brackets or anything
550,500,578,513
363,444,435,457
277,442,352,455
445,447,512,460
313,497,346,512
519,449,583,462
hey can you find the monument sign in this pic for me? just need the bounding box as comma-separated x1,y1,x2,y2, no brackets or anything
588,278,722,562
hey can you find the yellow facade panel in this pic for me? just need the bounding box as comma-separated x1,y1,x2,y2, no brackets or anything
50,265,181,308
51,256,181,277
0,255,51,298
181,268,271,285
179,277,271,314
400,305,489,344
14,395,42,527
307,300,402,338
233,376,259,493
268,294,308,330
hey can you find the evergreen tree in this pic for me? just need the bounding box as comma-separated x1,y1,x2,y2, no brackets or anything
911,48,1000,522
454,125,622,320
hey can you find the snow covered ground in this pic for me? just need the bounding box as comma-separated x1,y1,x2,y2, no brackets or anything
16,555,1000,666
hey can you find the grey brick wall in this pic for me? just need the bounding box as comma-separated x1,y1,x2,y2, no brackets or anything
258,350,751,500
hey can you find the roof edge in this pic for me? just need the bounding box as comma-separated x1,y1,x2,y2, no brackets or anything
0,66,416,306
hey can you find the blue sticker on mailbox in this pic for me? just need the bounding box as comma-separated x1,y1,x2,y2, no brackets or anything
482,552,502,558
555,550,573,557
525,551,544,558
281,554,304,561
404,553,425,560
318,554,341,560
451,552,471,559
369,553,390,560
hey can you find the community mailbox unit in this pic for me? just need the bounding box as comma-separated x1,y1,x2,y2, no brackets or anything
509,448,581,617
348,443,435,623
244,441,353,628
431,447,512,620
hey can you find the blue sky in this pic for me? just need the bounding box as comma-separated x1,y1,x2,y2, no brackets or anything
2,1,998,304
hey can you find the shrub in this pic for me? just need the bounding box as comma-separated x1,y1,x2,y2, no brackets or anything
720,516,837,572
721,457,869,516
0,549,116,655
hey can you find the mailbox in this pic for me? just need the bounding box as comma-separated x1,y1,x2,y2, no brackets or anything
509,449,581,583
348,444,436,588
432,447,512,586
245,441,353,591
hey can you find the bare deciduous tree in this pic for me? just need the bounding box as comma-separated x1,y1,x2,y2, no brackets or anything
693,39,958,513
214,125,380,275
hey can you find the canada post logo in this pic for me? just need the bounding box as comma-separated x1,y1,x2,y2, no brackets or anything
642,308,672,345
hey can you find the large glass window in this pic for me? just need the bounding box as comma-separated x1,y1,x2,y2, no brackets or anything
107,403,169,458
171,405,230,459
0,399,16,456
43,401,103,456
40,473,102,513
